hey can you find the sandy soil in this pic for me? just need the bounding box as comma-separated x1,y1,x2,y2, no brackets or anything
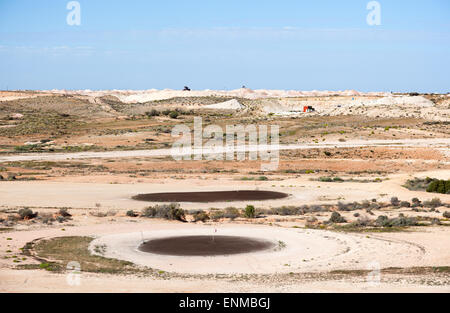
1,170,449,210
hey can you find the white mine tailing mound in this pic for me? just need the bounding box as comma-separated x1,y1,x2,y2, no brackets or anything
203,99,244,110
40,88,391,103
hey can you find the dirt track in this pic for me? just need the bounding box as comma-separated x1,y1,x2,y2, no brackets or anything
1,138,449,162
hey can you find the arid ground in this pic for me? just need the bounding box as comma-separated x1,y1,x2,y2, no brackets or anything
0,89,449,292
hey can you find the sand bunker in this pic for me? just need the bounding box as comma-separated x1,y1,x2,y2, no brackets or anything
139,235,274,256
132,190,289,203
89,226,427,275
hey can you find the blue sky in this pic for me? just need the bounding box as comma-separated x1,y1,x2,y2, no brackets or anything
0,0,449,92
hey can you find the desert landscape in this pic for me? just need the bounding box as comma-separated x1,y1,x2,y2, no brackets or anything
0,89,449,292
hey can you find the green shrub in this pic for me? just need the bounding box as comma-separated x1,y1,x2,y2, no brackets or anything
443,211,450,219
244,205,256,218
169,111,179,119
126,210,138,217
426,180,450,194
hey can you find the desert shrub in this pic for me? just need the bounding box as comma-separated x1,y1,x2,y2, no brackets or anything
38,213,55,225
269,206,300,216
244,205,256,218
337,202,361,211
431,218,441,225
18,208,37,220
192,210,210,222
390,214,417,227
319,176,343,182
329,212,346,224
106,210,117,217
89,211,107,217
223,207,241,220
141,203,186,222
403,177,434,191
423,198,442,209
411,198,421,206
443,211,450,218
355,215,372,226
210,210,225,221
145,109,160,117
126,210,138,217
426,180,450,194
375,215,390,227
353,212,360,217
309,205,325,213
337,202,349,211
390,197,400,206
376,214,417,227
400,201,411,208
59,208,72,217
169,111,179,119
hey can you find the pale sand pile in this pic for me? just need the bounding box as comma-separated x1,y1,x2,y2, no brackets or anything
203,99,244,110
39,88,390,103
2,88,448,121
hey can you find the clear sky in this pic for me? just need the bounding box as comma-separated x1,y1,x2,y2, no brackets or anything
0,0,449,92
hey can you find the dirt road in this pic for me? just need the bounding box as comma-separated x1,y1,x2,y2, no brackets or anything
1,138,449,162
